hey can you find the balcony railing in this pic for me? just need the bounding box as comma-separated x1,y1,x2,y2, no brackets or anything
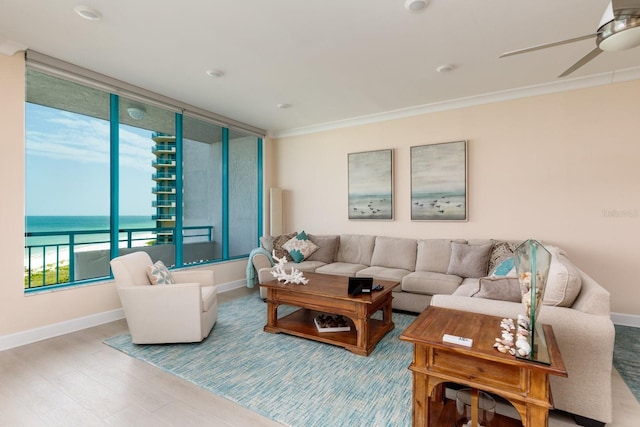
24,225,214,290
151,144,176,154
152,158,176,167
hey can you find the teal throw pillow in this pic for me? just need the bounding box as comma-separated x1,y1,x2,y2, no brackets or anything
282,231,319,263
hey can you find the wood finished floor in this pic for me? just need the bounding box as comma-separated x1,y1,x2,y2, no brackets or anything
1,286,638,426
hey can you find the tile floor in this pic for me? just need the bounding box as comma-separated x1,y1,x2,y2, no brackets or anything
0,286,638,426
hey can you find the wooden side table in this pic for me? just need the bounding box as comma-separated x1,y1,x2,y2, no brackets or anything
399,307,567,427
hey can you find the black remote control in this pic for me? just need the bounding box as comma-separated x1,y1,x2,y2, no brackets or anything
372,284,383,291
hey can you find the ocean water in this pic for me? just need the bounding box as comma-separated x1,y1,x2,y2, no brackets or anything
411,192,466,220
25,215,156,245
24,215,157,263
348,193,393,220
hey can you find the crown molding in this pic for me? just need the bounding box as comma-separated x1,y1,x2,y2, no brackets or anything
269,66,640,139
0,36,27,56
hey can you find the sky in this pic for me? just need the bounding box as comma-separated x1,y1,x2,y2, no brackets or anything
411,141,466,195
348,149,392,196
25,103,157,216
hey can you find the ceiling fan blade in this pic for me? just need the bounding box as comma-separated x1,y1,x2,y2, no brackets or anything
499,33,598,58
558,47,604,77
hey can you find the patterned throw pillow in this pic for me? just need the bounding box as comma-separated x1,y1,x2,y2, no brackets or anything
272,232,297,261
488,240,516,273
146,260,175,285
282,231,319,263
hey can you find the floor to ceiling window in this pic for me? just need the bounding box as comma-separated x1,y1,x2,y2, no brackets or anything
24,67,263,292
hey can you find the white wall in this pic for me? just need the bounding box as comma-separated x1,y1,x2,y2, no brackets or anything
270,80,640,316
0,52,248,339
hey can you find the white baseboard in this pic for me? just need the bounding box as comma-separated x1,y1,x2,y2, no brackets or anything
611,312,640,328
0,308,125,352
216,279,246,293
0,279,249,352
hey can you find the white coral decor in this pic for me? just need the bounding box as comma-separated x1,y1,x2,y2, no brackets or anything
270,251,309,285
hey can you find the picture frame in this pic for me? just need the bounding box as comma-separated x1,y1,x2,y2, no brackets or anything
348,149,393,220
410,140,467,221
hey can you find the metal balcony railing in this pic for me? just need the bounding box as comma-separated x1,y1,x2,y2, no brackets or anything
24,225,213,290
151,144,176,154
152,172,176,181
152,185,176,194
152,158,176,167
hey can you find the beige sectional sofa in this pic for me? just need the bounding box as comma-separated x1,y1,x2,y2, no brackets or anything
249,233,614,427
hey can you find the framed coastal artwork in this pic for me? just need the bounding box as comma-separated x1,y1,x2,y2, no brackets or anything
348,149,393,220
410,140,467,221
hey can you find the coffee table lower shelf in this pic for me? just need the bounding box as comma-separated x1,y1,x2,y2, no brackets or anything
264,308,392,355
430,397,522,427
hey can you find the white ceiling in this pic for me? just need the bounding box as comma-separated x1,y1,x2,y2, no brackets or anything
2,0,640,136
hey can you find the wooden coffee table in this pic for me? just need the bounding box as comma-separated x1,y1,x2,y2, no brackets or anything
260,272,400,356
399,306,567,427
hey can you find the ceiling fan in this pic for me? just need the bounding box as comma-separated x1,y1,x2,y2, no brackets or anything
500,0,640,77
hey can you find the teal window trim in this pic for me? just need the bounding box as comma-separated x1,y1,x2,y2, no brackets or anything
109,94,120,262
221,127,229,259
174,112,184,267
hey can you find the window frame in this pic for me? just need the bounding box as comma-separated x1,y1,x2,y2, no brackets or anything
24,67,263,294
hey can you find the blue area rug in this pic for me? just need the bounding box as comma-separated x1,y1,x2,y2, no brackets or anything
104,294,417,427
613,324,640,402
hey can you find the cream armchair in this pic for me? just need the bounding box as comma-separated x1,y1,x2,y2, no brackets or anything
110,251,217,344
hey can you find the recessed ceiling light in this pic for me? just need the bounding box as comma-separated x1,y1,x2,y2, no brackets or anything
436,64,455,73
277,103,292,109
404,0,429,13
74,5,102,21
206,69,224,78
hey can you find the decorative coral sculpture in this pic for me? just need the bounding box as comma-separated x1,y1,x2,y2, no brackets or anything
270,251,309,285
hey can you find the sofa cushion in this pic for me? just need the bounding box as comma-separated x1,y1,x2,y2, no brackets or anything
307,234,340,264
370,236,417,271
356,266,411,283
315,262,368,276
542,246,582,307
146,260,175,285
335,234,375,265
415,239,465,274
471,277,521,302
282,231,318,263
451,280,480,297
260,235,274,252
402,271,463,295
447,242,492,278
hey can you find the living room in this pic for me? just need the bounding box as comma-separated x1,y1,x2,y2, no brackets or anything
1,1,640,426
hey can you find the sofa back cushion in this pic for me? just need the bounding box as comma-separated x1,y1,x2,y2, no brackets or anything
336,234,376,265
542,246,582,307
446,242,493,278
415,239,466,274
307,234,340,264
370,236,417,271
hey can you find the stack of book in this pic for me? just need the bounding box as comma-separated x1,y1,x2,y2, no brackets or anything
314,313,351,332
